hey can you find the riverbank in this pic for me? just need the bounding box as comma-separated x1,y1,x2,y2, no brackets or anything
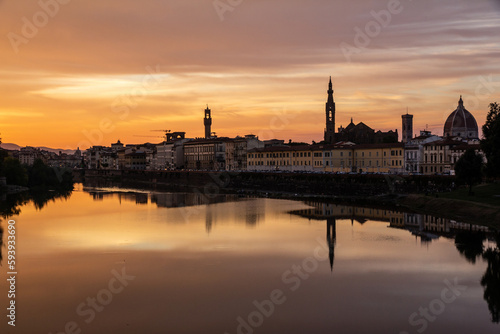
226,189,500,229
397,194,500,229
81,169,499,229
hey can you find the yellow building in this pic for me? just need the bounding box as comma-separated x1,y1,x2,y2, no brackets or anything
352,143,405,173
248,142,405,173
311,144,355,173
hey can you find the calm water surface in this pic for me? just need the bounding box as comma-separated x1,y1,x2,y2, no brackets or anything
0,184,498,334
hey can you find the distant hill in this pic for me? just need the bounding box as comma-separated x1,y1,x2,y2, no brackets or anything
0,143,75,155
0,143,20,151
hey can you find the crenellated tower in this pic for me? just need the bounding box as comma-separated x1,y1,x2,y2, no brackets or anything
204,105,212,138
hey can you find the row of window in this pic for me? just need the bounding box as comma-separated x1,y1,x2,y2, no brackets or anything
250,150,402,159
249,158,403,168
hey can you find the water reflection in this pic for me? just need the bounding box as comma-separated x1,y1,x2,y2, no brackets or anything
290,200,499,325
326,218,336,271
83,186,247,234
0,188,73,266
481,232,500,323
0,224,3,265
1,186,499,332
291,201,493,244
455,231,485,264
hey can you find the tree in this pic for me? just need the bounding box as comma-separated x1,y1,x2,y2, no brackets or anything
2,157,28,186
481,240,500,323
455,148,483,195
481,102,500,178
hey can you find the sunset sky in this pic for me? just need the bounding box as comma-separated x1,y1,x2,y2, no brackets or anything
1,0,499,149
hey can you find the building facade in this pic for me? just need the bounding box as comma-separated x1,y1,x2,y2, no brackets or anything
247,142,405,173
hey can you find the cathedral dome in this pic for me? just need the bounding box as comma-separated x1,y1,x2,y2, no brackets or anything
443,96,478,139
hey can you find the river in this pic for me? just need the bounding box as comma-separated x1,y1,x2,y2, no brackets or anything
0,184,498,334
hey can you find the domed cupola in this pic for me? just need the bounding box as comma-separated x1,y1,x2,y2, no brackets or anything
443,96,478,140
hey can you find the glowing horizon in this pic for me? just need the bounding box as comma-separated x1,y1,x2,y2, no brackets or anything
1,0,499,149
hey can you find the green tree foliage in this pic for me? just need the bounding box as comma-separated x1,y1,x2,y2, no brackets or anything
27,159,73,191
481,102,500,178
455,148,483,195
2,157,28,186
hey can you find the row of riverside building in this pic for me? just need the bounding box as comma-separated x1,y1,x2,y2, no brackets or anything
10,78,484,176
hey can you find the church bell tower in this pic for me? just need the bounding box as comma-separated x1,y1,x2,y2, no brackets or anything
324,77,336,144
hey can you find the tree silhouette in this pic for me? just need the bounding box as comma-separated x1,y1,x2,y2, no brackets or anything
481,102,500,178
455,148,483,195
454,231,485,264
481,243,500,323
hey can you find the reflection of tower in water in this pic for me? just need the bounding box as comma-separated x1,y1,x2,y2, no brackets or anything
326,217,336,271
205,205,214,233
245,200,263,226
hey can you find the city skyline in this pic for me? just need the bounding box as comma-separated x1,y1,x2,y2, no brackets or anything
1,0,499,149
